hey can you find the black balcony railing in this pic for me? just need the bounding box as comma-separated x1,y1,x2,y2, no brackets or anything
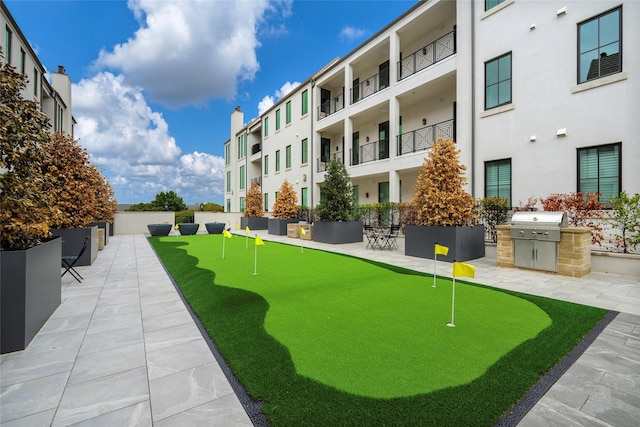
350,68,389,104
251,177,262,187
397,28,456,81
317,151,344,172
317,92,345,120
251,143,261,155
396,119,455,156
349,139,390,166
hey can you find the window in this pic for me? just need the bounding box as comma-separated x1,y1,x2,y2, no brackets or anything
485,159,512,206
578,7,621,84
578,143,620,203
264,154,269,175
226,198,231,212
485,0,505,11
264,117,269,137
301,187,308,207
275,150,281,172
302,90,308,115
5,26,12,64
286,145,292,168
239,165,245,190
485,53,511,110
286,101,292,124
224,144,230,165
264,193,269,212
301,138,308,164
20,48,25,74
276,109,281,131
352,185,359,203
226,171,231,192
239,197,245,213
378,182,389,203
237,135,246,159
33,68,38,97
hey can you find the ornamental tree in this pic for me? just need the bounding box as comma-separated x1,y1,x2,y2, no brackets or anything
609,191,640,253
0,61,59,250
316,157,355,221
272,179,298,219
244,181,265,217
410,137,476,226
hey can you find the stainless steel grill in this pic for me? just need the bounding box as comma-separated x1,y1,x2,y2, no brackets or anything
510,211,568,272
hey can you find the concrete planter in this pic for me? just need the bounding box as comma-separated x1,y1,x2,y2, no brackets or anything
50,226,99,266
95,222,110,246
147,224,172,236
241,217,268,230
405,224,485,262
269,218,299,235
205,223,225,234
177,223,199,235
312,221,363,244
1,237,62,354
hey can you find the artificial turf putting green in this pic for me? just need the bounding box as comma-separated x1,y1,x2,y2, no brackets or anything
150,234,607,426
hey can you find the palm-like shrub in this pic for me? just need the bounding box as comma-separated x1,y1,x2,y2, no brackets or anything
410,137,476,226
0,62,59,250
272,179,298,219
316,157,355,221
244,181,265,218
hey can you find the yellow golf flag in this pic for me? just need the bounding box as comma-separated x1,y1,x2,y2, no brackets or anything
453,262,475,278
300,226,307,236
175,224,179,229
223,229,232,238
255,235,265,246
245,226,251,234
435,243,449,256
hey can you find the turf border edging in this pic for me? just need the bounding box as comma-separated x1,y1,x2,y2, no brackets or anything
495,309,619,426
146,238,270,427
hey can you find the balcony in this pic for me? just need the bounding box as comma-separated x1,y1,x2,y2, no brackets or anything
350,68,389,104
317,92,345,120
349,139,390,166
397,29,456,81
251,143,261,155
316,151,344,172
396,119,455,156
251,177,262,188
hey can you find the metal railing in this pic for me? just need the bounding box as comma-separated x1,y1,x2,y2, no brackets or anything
250,177,262,187
317,92,345,120
316,151,344,172
350,68,389,104
349,139,390,166
396,119,455,156
397,29,456,81
251,143,261,155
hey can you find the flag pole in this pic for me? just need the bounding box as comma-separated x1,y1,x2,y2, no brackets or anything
447,275,456,327
253,239,258,275
222,234,226,260
433,253,437,288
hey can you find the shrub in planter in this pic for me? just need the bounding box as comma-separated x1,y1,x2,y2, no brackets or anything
0,61,61,353
539,192,604,245
314,158,362,244
405,137,483,261
609,191,640,253
269,179,299,235
242,181,268,230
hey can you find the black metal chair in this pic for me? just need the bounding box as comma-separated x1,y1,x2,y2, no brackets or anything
61,236,89,283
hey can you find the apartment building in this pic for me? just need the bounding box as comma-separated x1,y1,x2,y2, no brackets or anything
2,1,74,135
225,0,639,213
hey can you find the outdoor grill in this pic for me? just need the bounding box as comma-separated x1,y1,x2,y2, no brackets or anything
510,211,568,272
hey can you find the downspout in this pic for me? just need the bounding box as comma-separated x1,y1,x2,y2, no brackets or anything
310,79,315,219
471,0,476,198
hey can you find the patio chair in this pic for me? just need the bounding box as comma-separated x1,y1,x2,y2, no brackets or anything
61,236,89,283
364,225,380,250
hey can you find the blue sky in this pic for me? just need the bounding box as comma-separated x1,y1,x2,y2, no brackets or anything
6,0,416,205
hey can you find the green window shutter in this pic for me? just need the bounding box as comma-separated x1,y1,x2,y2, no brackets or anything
264,117,269,137
276,150,281,171
239,165,245,190
226,171,231,192
286,145,292,168
302,90,308,115
264,155,269,174
301,188,308,208
264,193,269,212
240,197,245,212
286,101,292,124
301,138,308,164
276,109,280,130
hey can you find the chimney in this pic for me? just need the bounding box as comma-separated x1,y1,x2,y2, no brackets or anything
235,105,241,112
57,65,66,74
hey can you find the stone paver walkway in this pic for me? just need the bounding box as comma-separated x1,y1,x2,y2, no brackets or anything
1,232,638,426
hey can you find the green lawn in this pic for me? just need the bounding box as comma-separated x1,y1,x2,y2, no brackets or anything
150,234,607,426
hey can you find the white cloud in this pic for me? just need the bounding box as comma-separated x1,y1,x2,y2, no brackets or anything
257,80,300,114
339,26,368,41
73,72,224,204
94,0,292,108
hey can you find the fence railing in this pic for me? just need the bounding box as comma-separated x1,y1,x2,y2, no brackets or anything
317,92,345,120
350,68,389,104
349,139,390,166
316,151,344,172
397,28,456,81
397,119,455,156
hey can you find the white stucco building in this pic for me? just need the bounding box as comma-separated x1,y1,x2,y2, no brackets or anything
2,0,74,136
226,0,638,213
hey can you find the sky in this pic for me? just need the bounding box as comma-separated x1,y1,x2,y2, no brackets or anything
6,0,417,206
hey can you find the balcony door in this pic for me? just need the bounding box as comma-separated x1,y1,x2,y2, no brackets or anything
378,121,389,160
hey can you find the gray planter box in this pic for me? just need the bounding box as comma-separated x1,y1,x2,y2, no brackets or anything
147,224,172,236
268,218,299,235
1,237,62,354
50,226,98,266
205,223,225,234
241,217,268,230
177,223,199,235
405,224,485,262
312,221,363,244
